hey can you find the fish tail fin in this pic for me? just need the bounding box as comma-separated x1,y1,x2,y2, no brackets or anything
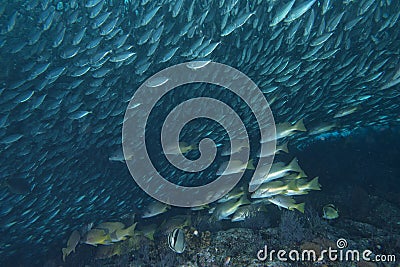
246,159,255,170
297,170,308,178
278,141,289,154
288,157,302,173
62,248,68,262
145,229,156,241
179,142,188,147
125,222,137,237
178,142,190,153
294,118,307,132
307,177,321,191
295,202,305,213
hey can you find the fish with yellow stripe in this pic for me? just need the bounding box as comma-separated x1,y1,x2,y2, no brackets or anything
82,221,137,246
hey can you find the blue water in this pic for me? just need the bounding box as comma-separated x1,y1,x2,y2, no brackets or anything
0,0,400,266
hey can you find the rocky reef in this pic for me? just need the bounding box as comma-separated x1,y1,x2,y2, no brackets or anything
45,202,399,267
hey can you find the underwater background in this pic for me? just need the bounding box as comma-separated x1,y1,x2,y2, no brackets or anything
0,0,399,266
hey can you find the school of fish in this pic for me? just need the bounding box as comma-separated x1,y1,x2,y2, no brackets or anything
0,0,399,265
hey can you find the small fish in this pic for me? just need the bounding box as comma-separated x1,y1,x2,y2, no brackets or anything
136,224,157,241
213,196,250,220
168,228,186,253
68,110,92,120
283,176,321,196
85,0,103,8
160,215,192,233
252,157,306,186
190,204,210,211
145,77,169,87
261,119,307,143
294,176,321,192
221,139,249,156
217,186,245,203
1,134,23,145
309,123,337,135
217,159,255,176
186,60,211,70
62,230,80,262
284,0,317,23
163,142,197,155
142,201,170,218
108,222,137,242
270,0,296,26
95,243,122,259
110,51,136,63
323,204,339,220
251,180,298,199
231,204,267,222
276,119,307,139
268,195,305,213
82,229,112,246
334,106,359,118
258,141,289,157
108,148,133,162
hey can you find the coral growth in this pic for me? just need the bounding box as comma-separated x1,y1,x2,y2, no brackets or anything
278,211,313,246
